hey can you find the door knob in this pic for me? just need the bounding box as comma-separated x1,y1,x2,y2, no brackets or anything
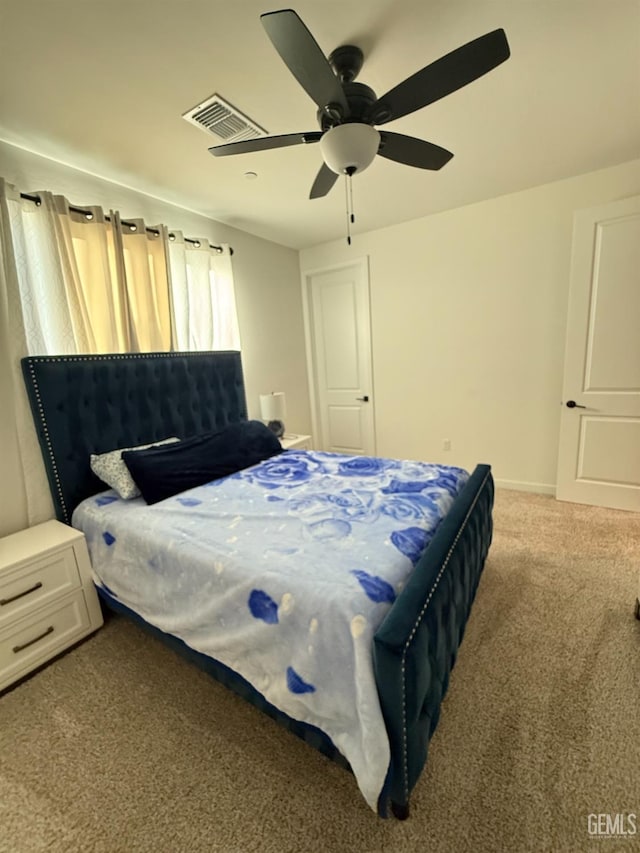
356,395,369,402
566,400,586,409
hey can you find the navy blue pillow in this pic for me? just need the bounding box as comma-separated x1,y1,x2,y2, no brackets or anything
122,419,282,504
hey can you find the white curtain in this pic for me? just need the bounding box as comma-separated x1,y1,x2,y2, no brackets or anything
168,233,240,351
3,188,173,357
115,214,172,352
0,180,56,531
0,179,240,533
43,202,172,353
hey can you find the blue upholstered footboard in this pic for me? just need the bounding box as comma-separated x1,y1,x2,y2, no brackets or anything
374,463,494,816
21,352,494,818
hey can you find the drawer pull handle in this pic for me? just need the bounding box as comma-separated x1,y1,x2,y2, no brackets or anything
12,625,54,654
1,581,43,607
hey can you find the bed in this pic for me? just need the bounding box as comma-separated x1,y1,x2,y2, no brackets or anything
21,350,494,819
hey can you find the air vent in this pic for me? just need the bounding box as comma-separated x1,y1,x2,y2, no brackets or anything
182,93,267,143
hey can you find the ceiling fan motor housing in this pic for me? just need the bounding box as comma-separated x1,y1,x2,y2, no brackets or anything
328,45,364,83
317,82,377,130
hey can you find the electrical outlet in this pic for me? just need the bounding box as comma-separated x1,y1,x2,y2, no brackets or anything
443,439,451,451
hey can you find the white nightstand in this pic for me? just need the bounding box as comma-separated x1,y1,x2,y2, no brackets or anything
0,520,103,692
280,434,312,450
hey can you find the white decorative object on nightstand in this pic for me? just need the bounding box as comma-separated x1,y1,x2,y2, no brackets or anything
280,434,312,451
0,520,103,691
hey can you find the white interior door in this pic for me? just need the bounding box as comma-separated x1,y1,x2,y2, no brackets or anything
556,195,640,511
303,259,375,455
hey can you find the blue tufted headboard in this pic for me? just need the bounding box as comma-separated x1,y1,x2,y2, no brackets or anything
21,351,247,524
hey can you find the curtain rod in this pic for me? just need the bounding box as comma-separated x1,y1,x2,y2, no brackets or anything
19,192,233,255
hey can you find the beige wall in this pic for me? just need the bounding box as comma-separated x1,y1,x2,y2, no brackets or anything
3,142,639,534
0,141,312,536
300,159,640,492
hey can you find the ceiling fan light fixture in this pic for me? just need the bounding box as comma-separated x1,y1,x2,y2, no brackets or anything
319,123,381,176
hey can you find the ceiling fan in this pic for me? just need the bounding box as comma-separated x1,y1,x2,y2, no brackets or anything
209,8,510,199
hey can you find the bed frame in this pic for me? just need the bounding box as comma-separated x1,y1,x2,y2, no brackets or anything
21,351,494,819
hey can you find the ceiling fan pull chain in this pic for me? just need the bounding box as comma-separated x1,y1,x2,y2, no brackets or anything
344,172,357,245
345,174,352,245
349,174,355,226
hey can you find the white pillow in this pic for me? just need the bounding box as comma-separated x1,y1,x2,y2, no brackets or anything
90,437,179,499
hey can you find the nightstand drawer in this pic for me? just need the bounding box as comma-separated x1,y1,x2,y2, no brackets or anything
0,549,82,631
0,592,91,690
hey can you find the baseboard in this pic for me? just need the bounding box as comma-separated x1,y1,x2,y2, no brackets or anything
493,478,556,496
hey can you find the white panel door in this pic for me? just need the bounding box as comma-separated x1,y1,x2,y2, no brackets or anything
304,259,375,455
556,195,640,511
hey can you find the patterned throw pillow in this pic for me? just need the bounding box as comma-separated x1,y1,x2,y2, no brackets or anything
90,437,179,499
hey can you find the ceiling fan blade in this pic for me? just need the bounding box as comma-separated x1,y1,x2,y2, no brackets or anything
261,9,349,116
209,131,322,157
370,28,510,125
378,131,453,170
309,163,339,199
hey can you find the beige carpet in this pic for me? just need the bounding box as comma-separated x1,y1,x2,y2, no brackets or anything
1,490,639,853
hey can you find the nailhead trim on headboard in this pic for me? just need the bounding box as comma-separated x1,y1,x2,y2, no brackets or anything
21,351,247,524
26,360,70,522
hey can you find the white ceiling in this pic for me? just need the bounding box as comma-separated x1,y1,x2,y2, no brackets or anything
1,0,639,249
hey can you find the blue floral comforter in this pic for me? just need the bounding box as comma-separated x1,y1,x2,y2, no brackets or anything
72,450,469,810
